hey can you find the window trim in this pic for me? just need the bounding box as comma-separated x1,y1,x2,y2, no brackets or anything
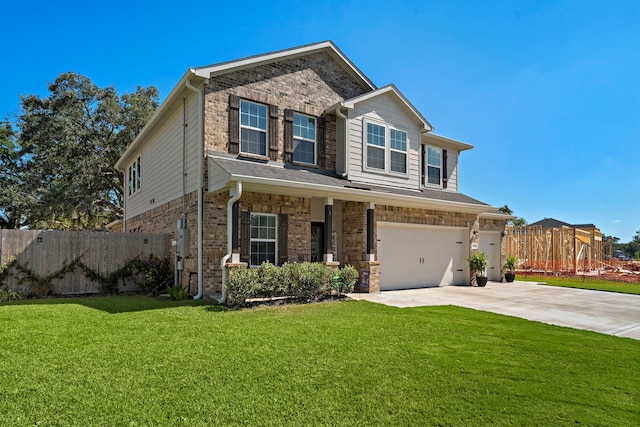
389,128,408,174
249,213,278,267
128,156,141,196
292,112,317,165
426,145,442,188
239,99,268,157
363,120,409,177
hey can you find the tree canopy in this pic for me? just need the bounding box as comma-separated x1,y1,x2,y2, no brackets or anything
498,204,527,226
1,72,158,230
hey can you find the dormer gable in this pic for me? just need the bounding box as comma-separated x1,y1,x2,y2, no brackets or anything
329,85,433,190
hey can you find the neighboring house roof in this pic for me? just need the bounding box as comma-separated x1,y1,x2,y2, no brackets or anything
333,84,433,132
208,154,491,213
193,40,376,91
529,218,598,229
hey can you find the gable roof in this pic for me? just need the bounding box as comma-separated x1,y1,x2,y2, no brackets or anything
333,84,433,132
529,218,598,229
193,40,376,91
208,153,493,214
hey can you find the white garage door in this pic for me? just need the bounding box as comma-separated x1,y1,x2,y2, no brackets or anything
479,231,501,281
377,222,469,290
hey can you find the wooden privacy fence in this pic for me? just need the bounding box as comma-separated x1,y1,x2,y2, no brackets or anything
505,225,605,273
0,230,168,295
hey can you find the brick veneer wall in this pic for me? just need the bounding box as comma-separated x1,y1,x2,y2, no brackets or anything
125,191,200,290
203,51,370,171
237,191,312,264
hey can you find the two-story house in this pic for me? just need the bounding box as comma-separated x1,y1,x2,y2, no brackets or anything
115,41,508,300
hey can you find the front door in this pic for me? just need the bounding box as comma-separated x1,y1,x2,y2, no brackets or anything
311,222,324,262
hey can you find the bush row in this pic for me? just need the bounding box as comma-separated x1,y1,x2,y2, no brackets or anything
226,262,358,305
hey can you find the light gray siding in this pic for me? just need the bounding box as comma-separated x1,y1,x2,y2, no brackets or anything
346,93,422,190
125,92,200,220
446,150,459,192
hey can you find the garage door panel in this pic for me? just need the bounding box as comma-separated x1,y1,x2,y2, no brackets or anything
378,223,468,290
479,231,500,282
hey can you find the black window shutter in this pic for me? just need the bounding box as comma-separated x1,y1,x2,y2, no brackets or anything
229,94,240,154
240,210,251,264
421,145,426,185
269,105,279,161
442,149,448,189
283,109,294,162
317,116,326,168
278,213,288,265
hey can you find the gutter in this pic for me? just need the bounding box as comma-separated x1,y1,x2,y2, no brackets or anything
185,75,205,300
218,180,243,304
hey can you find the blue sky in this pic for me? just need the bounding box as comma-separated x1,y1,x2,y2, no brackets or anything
2,0,638,241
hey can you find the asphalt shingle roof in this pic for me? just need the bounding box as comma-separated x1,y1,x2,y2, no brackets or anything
209,154,490,207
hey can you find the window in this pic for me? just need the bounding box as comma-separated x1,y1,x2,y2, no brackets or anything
128,156,141,195
390,129,407,174
366,122,385,170
365,122,408,175
240,100,267,156
293,113,316,164
427,146,441,186
250,213,277,266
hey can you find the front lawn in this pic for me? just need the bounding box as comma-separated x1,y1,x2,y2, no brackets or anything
0,297,638,426
518,274,640,294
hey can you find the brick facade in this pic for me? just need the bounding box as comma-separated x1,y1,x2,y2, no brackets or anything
203,51,369,171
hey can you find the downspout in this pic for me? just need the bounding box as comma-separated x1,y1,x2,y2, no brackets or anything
185,76,205,299
335,106,349,178
219,180,243,304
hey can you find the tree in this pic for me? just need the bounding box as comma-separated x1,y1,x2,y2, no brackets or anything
16,72,158,230
0,120,31,229
498,204,527,227
623,230,640,259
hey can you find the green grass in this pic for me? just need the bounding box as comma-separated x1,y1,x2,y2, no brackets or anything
518,274,640,294
1,297,639,426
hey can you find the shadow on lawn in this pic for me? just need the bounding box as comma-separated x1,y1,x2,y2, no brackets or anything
0,295,227,314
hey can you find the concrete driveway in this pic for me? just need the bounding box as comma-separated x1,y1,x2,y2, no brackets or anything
348,281,640,340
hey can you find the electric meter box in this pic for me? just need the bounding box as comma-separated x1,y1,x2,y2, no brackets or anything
176,227,190,257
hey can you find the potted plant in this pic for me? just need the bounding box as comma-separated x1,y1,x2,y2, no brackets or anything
468,251,489,287
504,255,518,282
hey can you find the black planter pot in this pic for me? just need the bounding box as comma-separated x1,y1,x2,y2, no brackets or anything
505,272,516,283
476,276,488,287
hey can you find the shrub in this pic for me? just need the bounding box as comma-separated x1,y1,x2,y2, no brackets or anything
0,287,24,302
225,262,351,305
139,255,172,294
333,265,358,295
226,266,260,305
167,283,189,300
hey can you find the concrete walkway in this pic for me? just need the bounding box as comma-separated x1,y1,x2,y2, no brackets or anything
348,281,640,340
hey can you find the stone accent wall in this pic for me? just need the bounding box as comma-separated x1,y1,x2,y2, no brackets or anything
203,51,370,171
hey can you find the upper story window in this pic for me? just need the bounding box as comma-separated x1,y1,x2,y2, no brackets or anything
365,121,408,175
426,146,442,186
293,113,316,165
390,129,407,174
128,156,141,196
366,122,386,170
240,100,267,156
250,213,277,266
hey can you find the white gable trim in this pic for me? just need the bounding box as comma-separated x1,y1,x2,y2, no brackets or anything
336,84,433,132
193,40,376,91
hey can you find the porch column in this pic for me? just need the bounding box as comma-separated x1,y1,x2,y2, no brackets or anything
366,202,375,261
323,198,334,263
